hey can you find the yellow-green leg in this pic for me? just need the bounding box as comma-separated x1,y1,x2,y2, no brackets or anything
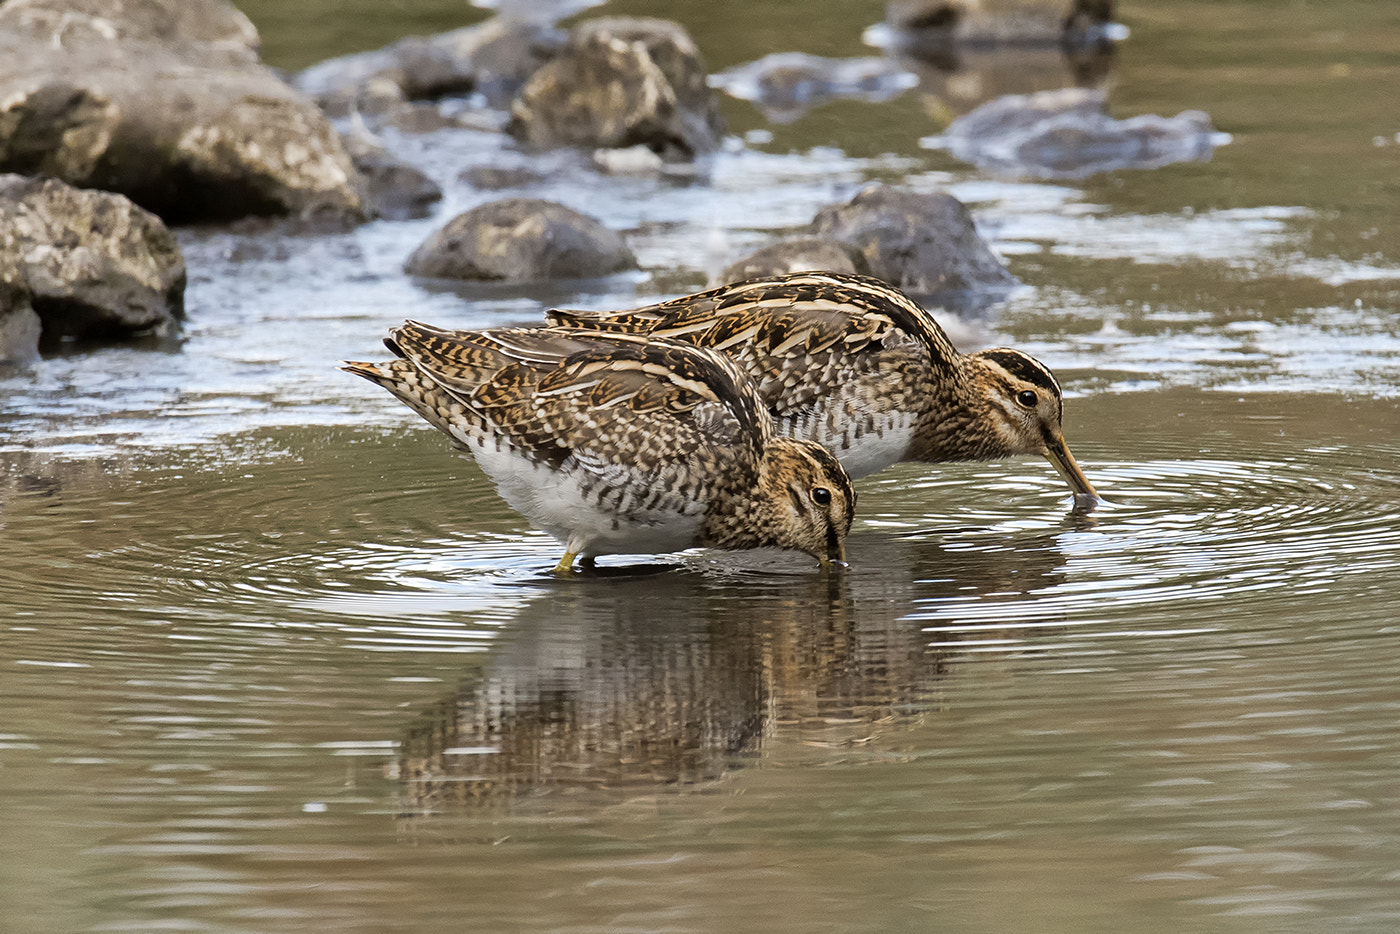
553,550,578,575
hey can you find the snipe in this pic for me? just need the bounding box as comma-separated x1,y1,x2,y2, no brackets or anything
546,271,1099,507
342,323,856,572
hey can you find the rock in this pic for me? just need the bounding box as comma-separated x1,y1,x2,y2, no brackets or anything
716,237,869,286
0,288,42,366
709,53,917,124
0,0,363,223
405,198,637,282
507,17,724,159
340,130,442,221
923,87,1228,178
0,174,185,349
809,184,1019,296
6,0,261,54
460,165,549,190
295,17,561,116
866,0,1127,55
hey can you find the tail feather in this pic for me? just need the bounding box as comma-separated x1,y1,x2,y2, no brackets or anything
340,357,482,450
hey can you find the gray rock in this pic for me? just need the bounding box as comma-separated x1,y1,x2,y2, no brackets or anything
460,165,549,190
295,17,561,115
507,17,724,159
925,87,1227,179
709,53,917,124
716,237,869,286
809,184,1019,296
0,0,364,223
867,0,1126,53
340,130,442,221
0,287,42,367
405,198,636,282
0,174,185,349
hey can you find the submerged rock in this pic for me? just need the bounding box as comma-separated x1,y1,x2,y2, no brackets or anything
405,198,637,282
460,165,550,190
295,16,561,115
866,0,1127,57
709,53,918,124
507,17,724,159
0,0,363,223
923,87,1229,178
716,237,869,286
809,184,1019,296
0,174,185,351
0,287,42,367
340,129,442,221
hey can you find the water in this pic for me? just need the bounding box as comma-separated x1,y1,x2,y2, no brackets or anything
4,1,1400,931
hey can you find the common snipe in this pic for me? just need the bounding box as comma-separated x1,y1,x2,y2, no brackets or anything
342,323,856,572
546,271,1098,506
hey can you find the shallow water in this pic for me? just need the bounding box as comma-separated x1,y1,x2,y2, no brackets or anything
4,1,1400,932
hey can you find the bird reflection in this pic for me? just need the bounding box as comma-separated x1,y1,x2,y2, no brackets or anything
396,526,1074,816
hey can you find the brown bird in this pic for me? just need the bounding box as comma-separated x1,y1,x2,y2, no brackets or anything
546,271,1098,506
342,323,855,572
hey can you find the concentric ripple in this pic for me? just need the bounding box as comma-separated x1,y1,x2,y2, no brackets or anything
893,443,1400,653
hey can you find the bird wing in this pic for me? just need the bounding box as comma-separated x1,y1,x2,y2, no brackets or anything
389,325,769,482
545,272,957,416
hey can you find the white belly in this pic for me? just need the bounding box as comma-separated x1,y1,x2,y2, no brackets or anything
831,418,915,479
781,409,915,480
466,438,706,557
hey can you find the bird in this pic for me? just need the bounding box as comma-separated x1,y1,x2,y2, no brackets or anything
545,271,1099,507
341,323,856,573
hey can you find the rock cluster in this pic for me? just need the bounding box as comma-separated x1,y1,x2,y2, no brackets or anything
0,0,363,224
507,17,725,158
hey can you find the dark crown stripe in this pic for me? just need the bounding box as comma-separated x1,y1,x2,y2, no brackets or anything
979,349,1062,396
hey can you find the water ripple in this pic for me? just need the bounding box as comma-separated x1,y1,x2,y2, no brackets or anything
901,446,1400,653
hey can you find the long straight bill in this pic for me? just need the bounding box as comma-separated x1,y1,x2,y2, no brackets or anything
1043,434,1100,512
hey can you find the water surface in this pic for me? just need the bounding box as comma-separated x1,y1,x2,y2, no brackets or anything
4,1,1400,931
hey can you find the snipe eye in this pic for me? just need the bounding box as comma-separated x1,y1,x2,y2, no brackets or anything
811,487,832,506
1015,389,1039,408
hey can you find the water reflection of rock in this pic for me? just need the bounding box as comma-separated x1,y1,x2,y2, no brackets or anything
397,528,1071,815
923,87,1230,179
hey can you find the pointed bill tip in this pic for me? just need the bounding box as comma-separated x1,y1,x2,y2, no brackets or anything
1043,435,1100,509
820,541,849,570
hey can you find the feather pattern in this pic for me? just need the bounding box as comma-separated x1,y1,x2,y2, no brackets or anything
342,325,856,569
546,271,1099,502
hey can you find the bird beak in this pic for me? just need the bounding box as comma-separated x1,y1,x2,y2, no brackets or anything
1042,433,1100,510
819,539,848,570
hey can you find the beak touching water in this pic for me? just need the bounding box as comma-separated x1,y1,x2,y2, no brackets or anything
1042,433,1100,512
820,536,848,570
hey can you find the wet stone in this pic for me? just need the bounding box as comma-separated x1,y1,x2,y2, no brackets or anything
0,174,185,348
873,0,1123,48
459,165,550,191
716,237,870,286
294,17,561,116
340,131,442,222
809,184,1019,297
405,198,637,282
710,53,917,124
0,0,363,224
507,16,724,159
0,287,41,367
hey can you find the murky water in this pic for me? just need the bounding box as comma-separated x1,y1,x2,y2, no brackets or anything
4,1,1400,931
